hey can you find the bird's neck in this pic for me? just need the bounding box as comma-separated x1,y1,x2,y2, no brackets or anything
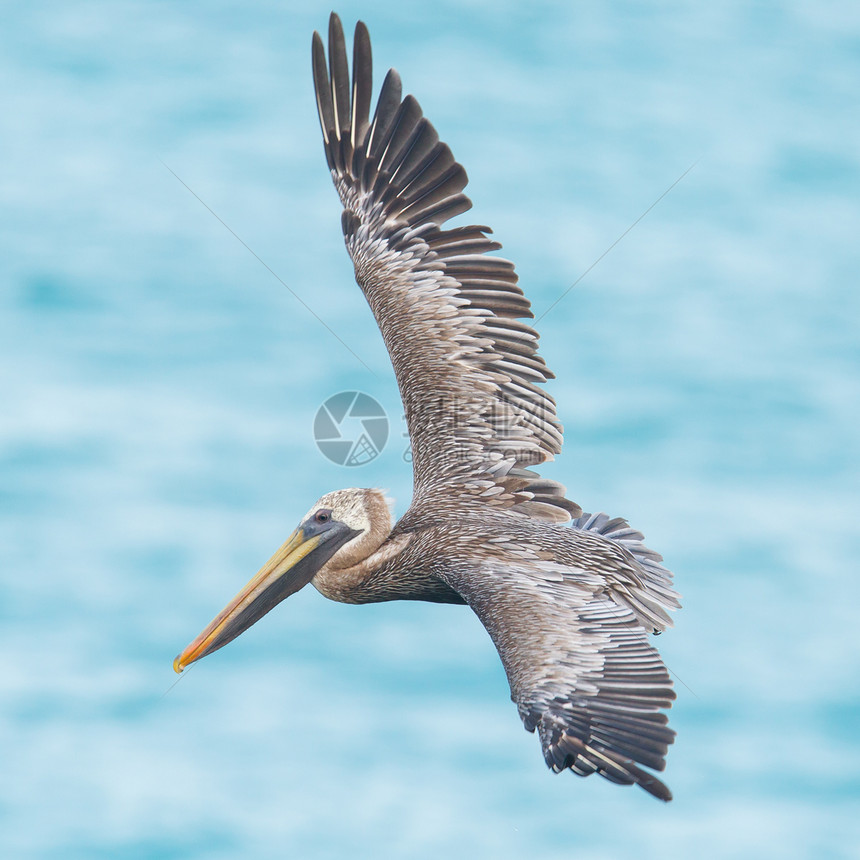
311,534,411,604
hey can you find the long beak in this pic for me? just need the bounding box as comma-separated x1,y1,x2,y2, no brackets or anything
173,521,355,673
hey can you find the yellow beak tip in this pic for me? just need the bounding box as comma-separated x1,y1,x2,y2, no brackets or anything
173,654,185,674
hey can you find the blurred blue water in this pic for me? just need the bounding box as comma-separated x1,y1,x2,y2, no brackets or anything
2,1,859,858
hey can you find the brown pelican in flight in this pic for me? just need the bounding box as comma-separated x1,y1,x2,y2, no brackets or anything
174,13,681,801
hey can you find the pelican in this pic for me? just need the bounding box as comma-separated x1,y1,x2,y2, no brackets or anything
174,13,681,802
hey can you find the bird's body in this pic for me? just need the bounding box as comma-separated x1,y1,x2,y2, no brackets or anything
174,13,681,802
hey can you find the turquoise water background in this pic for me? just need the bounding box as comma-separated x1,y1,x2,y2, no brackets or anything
2,2,858,857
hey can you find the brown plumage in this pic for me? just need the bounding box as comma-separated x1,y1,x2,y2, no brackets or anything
174,13,681,802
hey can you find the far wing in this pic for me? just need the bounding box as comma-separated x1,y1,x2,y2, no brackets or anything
444,548,677,800
312,15,578,523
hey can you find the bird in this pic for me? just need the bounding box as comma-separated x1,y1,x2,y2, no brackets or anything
173,12,681,802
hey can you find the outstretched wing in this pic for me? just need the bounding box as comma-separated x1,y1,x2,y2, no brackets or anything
445,518,679,801
312,14,579,523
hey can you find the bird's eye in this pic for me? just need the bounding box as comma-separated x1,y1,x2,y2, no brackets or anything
314,509,332,524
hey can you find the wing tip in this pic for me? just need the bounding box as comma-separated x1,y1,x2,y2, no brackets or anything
328,10,344,37
544,731,674,801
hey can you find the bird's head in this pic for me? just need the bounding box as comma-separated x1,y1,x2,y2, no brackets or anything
173,488,392,673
